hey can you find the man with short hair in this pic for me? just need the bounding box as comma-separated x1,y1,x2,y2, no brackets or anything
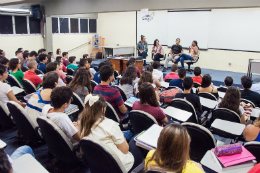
41,48,46,54
46,62,65,86
21,52,29,70
224,76,233,87
73,59,93,79
36,49,43,63
37,54,47,73
23,51,38,67
17,48,24,53
152,61,163,82
12,50,23,61
24,59,42,88
83,54,89,59
93,65,128,118
67,56,78,70
93,61,107,84
164,64,178,81
192,67,203,84
162,38,183,72
87,58,96,75
240,76,260,107
0,49,5,58
62,52,69,66
0,57,9,73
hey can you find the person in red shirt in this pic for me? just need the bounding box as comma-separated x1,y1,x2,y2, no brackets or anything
164,64,178,81
192,67,202,84
62,52,69,67
24,59,42,88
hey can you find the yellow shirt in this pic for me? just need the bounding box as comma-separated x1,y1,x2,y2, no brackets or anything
145,150,204,173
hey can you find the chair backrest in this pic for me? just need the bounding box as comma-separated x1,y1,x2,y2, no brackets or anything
112,85,128,101
146,170,165,173
71,92,84,113
35,69,44,75
241,98,256,108
217,86,227,92
166,86,183,92
22,79,37,94
193,82,201,88
169,98,198,124
80,137,127,173
129,110,158,135
65,75,73,84
37,117,75,163
7,75,23,88
105,102,120,122
7,101,41,142
21,66,29,72
211,108,241,124
67,68,74,75
91,80,98,92
182,122,216,162
0,101,14,130
198,92,217,101
244,141,260,163
165,78,172,83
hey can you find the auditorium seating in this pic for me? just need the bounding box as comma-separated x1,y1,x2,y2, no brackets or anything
7,74,23,88
112,85,128,101
197,92,217,101
67,68,74,75
35,69,44,75
244,141,260,163
241,98,256,108
22,79,37,94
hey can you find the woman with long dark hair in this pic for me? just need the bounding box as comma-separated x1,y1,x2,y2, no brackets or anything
119,65,139,98
152,39,164,61
145,123,204,173
56,48,61,57
133,83,168,126
218,86,246,124
67,68,91,102
47,52,54,64
196,74,219,99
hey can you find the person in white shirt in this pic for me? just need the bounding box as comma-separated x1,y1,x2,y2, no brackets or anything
152,61,163,82
251,82,260,93
42,86,80,145
11,50,23,61
46,62,65,86
0,64,26,108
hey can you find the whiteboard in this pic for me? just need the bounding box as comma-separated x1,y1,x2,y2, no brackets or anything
137,12,168,45
208,11,260,51
168,11,210,49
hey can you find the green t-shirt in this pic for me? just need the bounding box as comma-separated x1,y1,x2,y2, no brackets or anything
10,70,24,87
67,64,78,71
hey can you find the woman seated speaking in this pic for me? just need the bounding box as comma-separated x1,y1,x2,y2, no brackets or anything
152,39,164,61
173,40,199,68
136,35,148,66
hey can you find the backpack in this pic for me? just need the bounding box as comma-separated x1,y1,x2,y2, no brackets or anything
96,52,102,59
159,88,181,104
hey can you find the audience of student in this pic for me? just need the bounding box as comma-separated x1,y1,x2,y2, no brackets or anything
17,47,24,53
24,60,42,88
122,58,141,78
119,65,139,98
152,61,163,82
83,54,89,59
23,51,38,67
133,83,168,126
37,54,47,74
0,64,25,108
218,76,233,92
0,49,5,58
93,61,107,84
46,62,65,86
93,65,128,118
217,86,246,124
240,76,260,107
12,50,23,61
169,67,186,91
145,65,161,88
196,74,218,99
42,86,80,145
67,68,91,102
87,58,96,75
78,94,135,171
72,58,94,80
164,64,178,81
62,52,69,66
243,115,260,142
192,67,203,84
25,71,59,125
55,60,66,83
9,58,24,87
47,52,54,64
56,48,62,57
67,56,78,70
20,52,28,71
175,77,202,115
0,57,9,73
56,56,66,72
36,49,43,63
145,123,204,173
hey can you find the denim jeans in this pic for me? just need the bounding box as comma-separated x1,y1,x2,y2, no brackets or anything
10,145,35,160
153,53,163,61
175,53,193,68
138,51,147,66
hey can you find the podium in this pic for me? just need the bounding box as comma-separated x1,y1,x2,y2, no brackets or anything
108,56,143,75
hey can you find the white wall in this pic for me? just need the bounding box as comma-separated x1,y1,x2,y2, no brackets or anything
0,35,44,59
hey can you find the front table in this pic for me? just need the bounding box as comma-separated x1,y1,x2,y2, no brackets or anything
108,57,143,74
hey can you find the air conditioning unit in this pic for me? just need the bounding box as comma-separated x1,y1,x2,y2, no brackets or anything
0,8,31,16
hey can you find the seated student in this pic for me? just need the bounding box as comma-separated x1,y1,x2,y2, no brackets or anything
0,64,25,108
37,54,47,74
56,56,67,72
196,74,218,99
145,65,161,88
36,49,43,63
93,61,107,84
42,87,80,145
67,56,78,70
133,83,168,126
169,67,188,92
83,54,89,59
87,58,96,75
164,64,178,81
23,51,38,68
119,65,139,98
73,58,94,80
217,86,246,124
176,77,202,111
62,52,69,67
11,50,23,61
0,57,9,73
46,62,65,86
56,60,66,83
192,67,203,84
25,72,59,125
145,123,205,173
240,76,260,107
93,65,128,119
122,58,141,78
20,52,28,71
24,60,42,88
67,68,91,102
0,145,35,173
218,76,233,92
0,49,5,58
46,52,54,65
9,58,24,87
152,61,163,82
243,115,260,142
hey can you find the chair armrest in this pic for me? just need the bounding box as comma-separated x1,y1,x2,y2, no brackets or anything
119,114,130,130
131,161,145,173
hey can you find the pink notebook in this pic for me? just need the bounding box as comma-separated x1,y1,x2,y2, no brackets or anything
212,146,256,167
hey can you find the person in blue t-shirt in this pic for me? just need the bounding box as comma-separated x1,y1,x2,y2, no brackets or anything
93,61,108,84
37,54,47,73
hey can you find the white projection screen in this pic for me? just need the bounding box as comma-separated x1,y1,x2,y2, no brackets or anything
167,11,210,49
